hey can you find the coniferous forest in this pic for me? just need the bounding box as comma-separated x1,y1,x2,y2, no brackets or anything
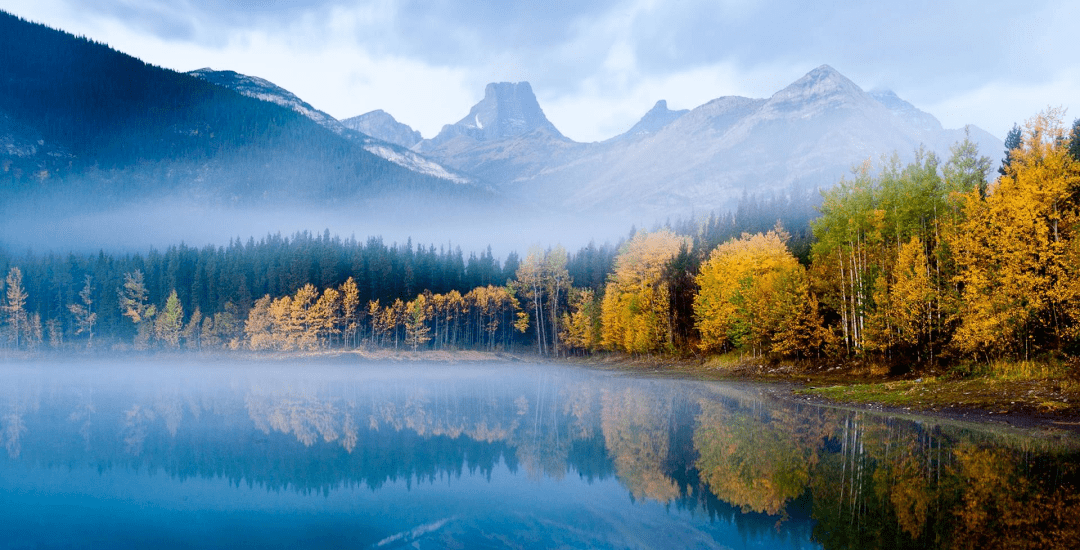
2,113,1080,372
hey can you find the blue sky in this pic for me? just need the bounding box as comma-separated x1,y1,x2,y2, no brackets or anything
4,0,1077,142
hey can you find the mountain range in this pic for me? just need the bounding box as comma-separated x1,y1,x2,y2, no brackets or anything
409,66,1002,216
0,9,1004,248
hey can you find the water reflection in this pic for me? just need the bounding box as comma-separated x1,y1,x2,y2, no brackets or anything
0,360,1077,549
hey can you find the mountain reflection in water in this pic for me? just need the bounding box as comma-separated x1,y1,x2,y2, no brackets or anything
0,360,1078,549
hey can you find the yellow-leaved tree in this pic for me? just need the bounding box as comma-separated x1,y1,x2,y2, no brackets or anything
694,229,828,357
948,109,1080,359
600,229,690,354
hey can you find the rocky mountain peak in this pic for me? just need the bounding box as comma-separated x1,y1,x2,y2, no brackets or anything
341,109,423,148
428,81,564,145
610,99,689,141
766,64,869,112
869,89,943,132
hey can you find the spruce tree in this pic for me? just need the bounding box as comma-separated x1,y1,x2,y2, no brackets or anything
999,124,1023,176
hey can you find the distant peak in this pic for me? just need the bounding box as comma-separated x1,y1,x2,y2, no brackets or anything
428,80,562,142
484,81,535,96
796,64,856,87
809,64,840,76
609,99,688,142
342,109,422,148
769,64,865,106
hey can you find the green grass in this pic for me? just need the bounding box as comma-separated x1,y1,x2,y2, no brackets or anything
800,358,1079,414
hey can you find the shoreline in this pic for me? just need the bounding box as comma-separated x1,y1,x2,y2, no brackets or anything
4,348,1079,434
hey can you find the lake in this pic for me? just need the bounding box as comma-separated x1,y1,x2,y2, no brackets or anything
1,359,1077,549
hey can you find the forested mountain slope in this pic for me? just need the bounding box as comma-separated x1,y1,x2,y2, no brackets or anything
0,11,488,207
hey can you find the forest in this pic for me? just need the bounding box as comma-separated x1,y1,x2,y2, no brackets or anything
2,110,1079,370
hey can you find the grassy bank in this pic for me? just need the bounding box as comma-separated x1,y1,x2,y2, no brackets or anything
567,351,1080,420
795,358,1080,417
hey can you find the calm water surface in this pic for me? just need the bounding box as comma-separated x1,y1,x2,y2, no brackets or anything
1,359,1078,549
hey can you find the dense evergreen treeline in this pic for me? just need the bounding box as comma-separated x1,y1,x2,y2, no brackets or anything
0,231,529,349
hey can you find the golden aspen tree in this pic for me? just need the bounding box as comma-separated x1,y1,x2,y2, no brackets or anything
694,229,817,356
562,287,601,353
514,247,547,355
405,293,432,350
769,280,832,359
600,229,690,354
339,277,359,348
268,295,293,349
284,284,317,350
367,299,381,346
811,165,879,354
201,316,218,349
155,290,184,349
445,290,465,349
311,287,341,348
890,237,934,351
428,292,447,349
245,295,275,350
949,109,1080,358
182,308,202,350
544,245,571,356
384,299,405,350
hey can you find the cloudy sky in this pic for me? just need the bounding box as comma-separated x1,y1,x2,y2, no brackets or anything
4,0,1077,142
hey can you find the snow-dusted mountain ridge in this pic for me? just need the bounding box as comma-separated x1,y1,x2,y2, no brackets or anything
341,110,423,149
412,65,1003,217
188,68,479,187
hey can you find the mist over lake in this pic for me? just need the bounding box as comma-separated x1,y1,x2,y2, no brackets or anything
1,359,1077,549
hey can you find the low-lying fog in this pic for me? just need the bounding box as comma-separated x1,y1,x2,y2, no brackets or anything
0,196,660,256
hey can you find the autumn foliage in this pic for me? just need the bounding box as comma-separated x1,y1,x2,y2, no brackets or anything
2,110,1078,366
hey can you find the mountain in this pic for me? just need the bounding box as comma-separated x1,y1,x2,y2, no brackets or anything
413,82,578,185
608,100,689,142
341,110,422,149
416,66,1003,217
423,82,564,145
189,69,478,187
0,10,495,250
189,68,345,135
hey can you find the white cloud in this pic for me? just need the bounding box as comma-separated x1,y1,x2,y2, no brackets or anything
920,67,1080,140
3,0,1078,144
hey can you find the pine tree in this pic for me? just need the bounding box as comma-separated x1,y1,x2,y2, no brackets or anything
999,123,1023,176
1069,118,1080,163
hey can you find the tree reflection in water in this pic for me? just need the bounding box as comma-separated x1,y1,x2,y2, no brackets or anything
0,361,1077,548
